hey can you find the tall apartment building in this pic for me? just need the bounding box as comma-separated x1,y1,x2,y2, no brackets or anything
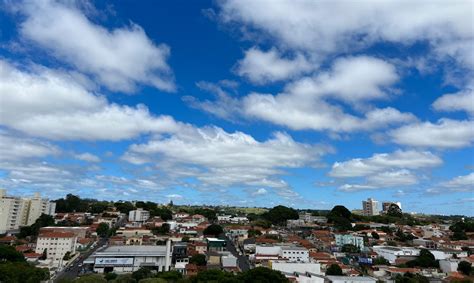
362,198,379,216
128,208,150,222
0,189,56,233
382,201,402,213
35,231,77,263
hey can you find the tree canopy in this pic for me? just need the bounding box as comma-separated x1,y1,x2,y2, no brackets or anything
203,224,224,237
262,205,299,225
326,264,343,275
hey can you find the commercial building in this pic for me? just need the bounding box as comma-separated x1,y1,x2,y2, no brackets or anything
335,234,365,249
86,243,172,273
362,198,379,216
35,232,77,263
372,246,419,264
255,245,310,263
0,189,56,233
270,260,321,274
128,208,150,222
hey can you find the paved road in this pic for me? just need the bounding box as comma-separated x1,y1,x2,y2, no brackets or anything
54,238,107,282
225,238,251,272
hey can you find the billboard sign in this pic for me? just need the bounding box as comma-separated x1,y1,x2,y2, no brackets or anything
95,257,134,266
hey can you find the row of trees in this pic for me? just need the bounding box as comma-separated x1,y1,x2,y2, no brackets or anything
70,267,289,283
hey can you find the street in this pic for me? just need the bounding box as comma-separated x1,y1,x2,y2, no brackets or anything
225,238,251,272
54,238,107,282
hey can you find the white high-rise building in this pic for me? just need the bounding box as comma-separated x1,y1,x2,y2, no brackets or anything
362,198,379,216
128,208,150,222
0,189,56,233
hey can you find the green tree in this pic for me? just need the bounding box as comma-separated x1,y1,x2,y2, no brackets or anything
63,251,72,260
105,272,118,281
190,254,207,266
110,274,137,283
138,279,166,283
96,223,110,238
193,208,217,221
387,204,403,218
371,231,380,239
132,267,153,281
18,214,55,238
181,236,190,242
341,244,360,253
74,274,107,283
0,244,26,262
237,267,289,282
263,205,299,225
151,224,170,235
156,270,183,281
188,269,237,283
373,257,390,265
406,249,438,268
114,201,136,214
248,229,262,237
203,224,224,237
0,262,49,283
327,206,353,231
39,248,47,260
326,263,343,275
458,261,472,276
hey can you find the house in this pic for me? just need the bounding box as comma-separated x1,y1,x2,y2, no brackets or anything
371,246,419,264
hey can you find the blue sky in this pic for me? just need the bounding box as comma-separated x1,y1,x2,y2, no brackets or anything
0,0,473,215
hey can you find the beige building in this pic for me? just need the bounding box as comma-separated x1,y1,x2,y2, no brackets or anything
362,198,379,216
35,231,77,263
0,189,56,233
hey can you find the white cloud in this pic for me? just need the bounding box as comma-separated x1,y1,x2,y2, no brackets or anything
330,150,442,178
390,119,474,148
331,150,441,192
433,88,474,116
183,81,242,120
218,0,473,69
0,60,181,140
284,56,398,103
0,132,60,162
18,0,175,92
235,47,313,84
243,93,414,132
252,188,268,196
439,172,474,191
123,126,329,197
187,56,414,132
75,153,101,163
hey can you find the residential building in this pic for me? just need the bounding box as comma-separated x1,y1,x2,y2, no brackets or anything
362,198,379,216
335,234,365,250
0,189,55,233
35,232,77,263
128,208,150,222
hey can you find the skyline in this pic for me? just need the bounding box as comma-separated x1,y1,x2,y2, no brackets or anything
0,0,473,216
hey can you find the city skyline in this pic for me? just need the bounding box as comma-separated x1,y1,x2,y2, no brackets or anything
0,1,473,216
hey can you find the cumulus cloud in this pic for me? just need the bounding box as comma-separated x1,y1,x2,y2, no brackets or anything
439,173,474,191
186,56,414,132
433,88,474,116
390,119,474,148
218,0,473,69
0,132,60,162
0,60,181,140
123,126,330,197
330,150,442,178
74,153,101,163
235,47,313,84
17,0,175,92
330,150,442,192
